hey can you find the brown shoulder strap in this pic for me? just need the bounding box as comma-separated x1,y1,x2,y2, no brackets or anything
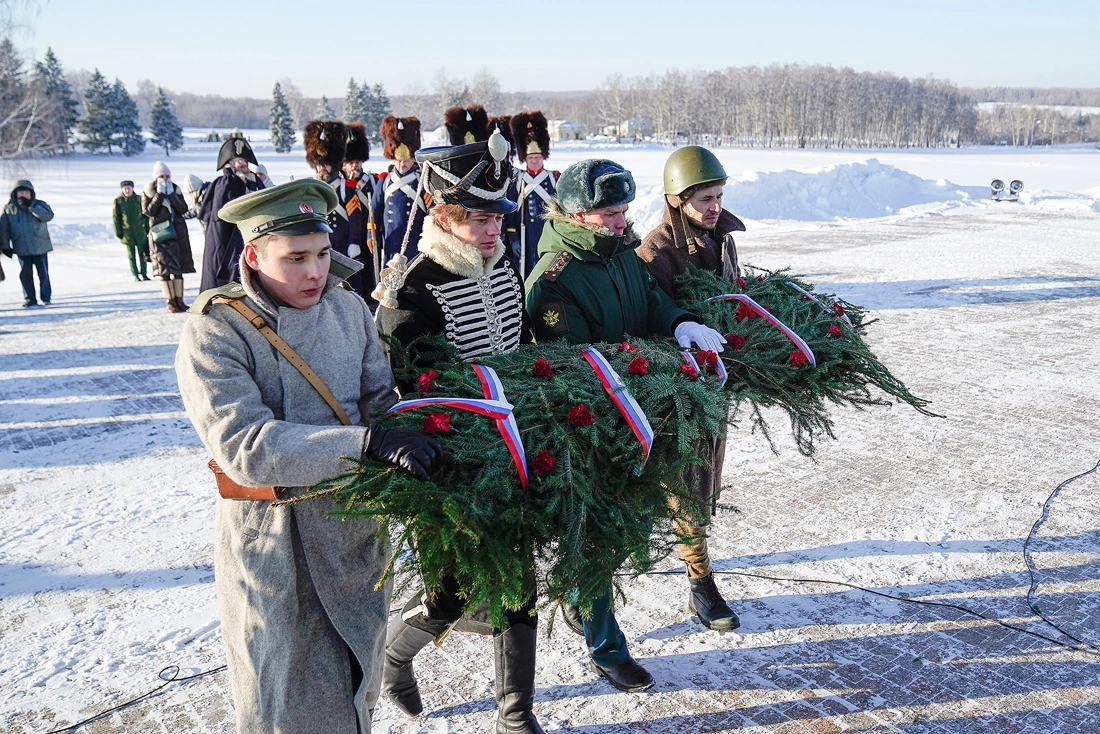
213,296,353,426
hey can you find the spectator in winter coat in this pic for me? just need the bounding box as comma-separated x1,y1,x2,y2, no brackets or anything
142,161,195,312
181,173,208,232
113,180,150,282
0,179,55,307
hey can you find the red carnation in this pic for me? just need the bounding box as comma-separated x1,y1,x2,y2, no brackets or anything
533,358,554,378
726,333,746,350
757,275,766,282
627,357,649,376
698,350,719,372
568,404,595,427
532,449,556,477
833,303,846,317
618,341,638,353
789,351,809,368
422,413,452,435
680,363,699,380
417,370,439,394
736,303,756,322
827,325,842,337
735,277,748,289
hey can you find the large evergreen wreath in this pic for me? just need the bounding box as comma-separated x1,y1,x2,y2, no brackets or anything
297,266,935,624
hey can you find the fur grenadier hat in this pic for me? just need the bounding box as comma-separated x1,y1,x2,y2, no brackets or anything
381,115,421,161
511,111,550,159
345,121,370,162
488,116,515,160
444,105,489,146
304,120,347,171
216,136,258,170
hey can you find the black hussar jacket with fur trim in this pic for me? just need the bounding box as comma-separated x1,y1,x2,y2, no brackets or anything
375,216,532,385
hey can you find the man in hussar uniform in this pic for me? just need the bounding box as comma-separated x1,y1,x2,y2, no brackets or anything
510,112,559,278
176,178,442,733
305,119,375,300
373,116,429,265
636,146,744,633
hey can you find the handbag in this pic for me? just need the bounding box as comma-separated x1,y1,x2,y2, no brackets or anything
150,216,176,244
206,294,353,501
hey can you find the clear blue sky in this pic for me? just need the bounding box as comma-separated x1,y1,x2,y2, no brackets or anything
23,0,1100,97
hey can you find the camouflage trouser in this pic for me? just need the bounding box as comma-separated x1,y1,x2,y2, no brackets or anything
671,434,726,579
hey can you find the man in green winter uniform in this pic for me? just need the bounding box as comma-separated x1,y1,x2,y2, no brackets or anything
525,159,727,693
113,180,150,281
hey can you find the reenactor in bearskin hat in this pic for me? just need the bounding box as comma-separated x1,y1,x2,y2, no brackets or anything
342,122,380,297
488,114,523,264
444,105,490,146
372,115,430,265
199,136,269,291
305,119,377,299
510,111,559,277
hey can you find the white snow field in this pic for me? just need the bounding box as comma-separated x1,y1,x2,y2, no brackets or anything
2,134,1099,733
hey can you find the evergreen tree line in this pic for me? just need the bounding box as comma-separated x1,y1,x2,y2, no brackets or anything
79,69,183,156
269,78,392,154
0,40,79,157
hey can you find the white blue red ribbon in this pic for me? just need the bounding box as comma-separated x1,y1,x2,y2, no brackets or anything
470,364,529,491
786,281,853,326
385,397,511,420
582,347,654,461
705,293,817,366
680,350,702,379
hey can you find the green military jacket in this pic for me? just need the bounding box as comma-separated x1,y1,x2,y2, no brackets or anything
113,193,148,247
525,217,691,344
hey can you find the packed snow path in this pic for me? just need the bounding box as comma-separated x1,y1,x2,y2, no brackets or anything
2,191,1100,729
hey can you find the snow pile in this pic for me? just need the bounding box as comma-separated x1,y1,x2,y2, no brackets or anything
628,158,991,232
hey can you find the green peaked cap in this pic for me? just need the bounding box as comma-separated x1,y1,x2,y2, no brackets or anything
218,178,337,243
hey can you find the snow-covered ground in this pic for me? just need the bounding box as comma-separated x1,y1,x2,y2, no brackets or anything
2,139,1099,732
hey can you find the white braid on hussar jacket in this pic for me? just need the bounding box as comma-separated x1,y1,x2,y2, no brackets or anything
413,215,524,359
175,259,397,733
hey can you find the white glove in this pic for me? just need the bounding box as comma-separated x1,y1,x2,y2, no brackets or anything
156,179,166,194
674,321,726,353
347,244,362,259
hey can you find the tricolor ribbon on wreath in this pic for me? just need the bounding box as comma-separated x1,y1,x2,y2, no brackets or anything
705,293,817,366
680,350,729,388
384,365,529,489
785,281,853,326
582,347,655,461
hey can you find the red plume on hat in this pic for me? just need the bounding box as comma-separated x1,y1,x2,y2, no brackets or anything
444,105,490,146
304,119,347,170
381,115,421,160
511,111,550,159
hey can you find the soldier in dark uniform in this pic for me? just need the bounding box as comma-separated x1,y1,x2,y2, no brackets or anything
510,112,559,278
488,115,522,264
199,137,267,291
372,116,429,267
342,122,380,299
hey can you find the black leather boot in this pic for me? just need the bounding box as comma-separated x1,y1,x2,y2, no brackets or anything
688,573,740,631
559,601,584,637
381,614,437,716
494,623,545,734
587,656,654,692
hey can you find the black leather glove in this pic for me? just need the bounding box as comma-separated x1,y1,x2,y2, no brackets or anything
366,427,443,481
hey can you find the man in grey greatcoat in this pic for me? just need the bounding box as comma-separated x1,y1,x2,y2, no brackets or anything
175,178,442,733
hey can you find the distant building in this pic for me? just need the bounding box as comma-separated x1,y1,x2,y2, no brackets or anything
549,120,585,141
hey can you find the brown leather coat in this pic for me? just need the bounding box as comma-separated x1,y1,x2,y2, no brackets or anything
637,201,745,298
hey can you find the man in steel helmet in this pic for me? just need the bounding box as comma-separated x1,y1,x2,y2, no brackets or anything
637,146,745,632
